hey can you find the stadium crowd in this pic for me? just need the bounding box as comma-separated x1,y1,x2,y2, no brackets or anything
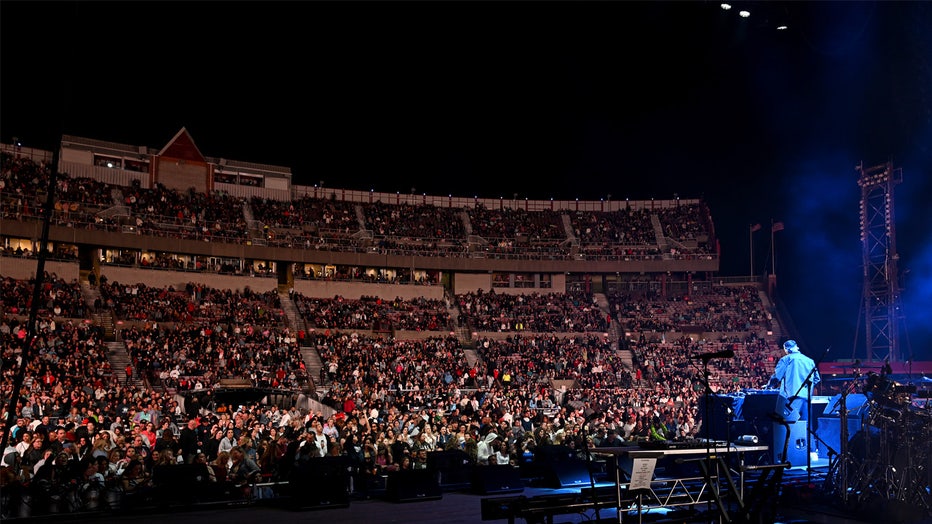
0,274,782,517
0,152,780,517
1,151,715,262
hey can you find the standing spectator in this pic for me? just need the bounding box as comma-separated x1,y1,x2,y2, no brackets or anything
178,418,200,464
218,428,236,456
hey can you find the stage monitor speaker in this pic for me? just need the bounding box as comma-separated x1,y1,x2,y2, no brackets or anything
822,393,870,419
471,465,524,494
772,421,809,467
386,469,442,503
815,416,862,457
811,396,830,419
539,459,592,488
427,449,473,489
288,455,350,508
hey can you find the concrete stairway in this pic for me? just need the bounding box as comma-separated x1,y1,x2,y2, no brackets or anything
459,210,472,235
106,340,144,389
355,204,367,229
301,346,327,395
561,213,576,240
650,213,668,254
594,291,635,374
444,291,474,349
278,292,306,333
593,292,623,353
80,280,117,340
279,291,328,397
463,348,480,369
758,289,783,340
89,310,114,341
80,280,101,310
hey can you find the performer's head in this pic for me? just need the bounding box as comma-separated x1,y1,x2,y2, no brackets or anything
783,340,800,353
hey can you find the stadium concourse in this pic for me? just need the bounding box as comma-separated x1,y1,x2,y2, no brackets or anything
1,147,930,523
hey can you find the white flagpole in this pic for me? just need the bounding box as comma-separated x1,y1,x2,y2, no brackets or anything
771,219,776,278
749,224,754,278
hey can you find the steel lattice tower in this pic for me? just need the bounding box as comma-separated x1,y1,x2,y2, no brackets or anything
856,161,904,363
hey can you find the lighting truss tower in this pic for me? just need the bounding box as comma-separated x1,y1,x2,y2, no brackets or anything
856,161,904,363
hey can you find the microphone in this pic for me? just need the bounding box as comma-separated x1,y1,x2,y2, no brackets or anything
691,349,735,361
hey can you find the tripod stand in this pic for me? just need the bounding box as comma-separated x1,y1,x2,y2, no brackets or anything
692,349,738,520
824,372,860,503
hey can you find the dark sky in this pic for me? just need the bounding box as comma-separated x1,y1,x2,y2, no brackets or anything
3,1,932,364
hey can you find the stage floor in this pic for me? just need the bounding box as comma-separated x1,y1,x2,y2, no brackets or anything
11,463,927,524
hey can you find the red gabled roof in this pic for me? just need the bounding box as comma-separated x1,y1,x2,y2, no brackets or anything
158,127,206,163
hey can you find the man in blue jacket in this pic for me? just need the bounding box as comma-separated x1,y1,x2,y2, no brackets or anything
769,340,821,422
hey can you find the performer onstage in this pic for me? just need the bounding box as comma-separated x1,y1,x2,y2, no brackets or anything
768,340,821,421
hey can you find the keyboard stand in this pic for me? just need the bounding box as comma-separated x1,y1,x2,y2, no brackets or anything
594,445,771,522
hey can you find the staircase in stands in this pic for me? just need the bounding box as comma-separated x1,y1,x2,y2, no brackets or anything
107,340,144,389
279,291,328,396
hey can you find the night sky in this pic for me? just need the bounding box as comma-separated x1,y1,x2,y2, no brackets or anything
2,1,932,363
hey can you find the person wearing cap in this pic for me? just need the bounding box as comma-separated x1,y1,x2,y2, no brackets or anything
768,340,821,421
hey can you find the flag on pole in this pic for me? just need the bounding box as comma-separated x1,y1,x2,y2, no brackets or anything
750,223,762,232
772,221,784,232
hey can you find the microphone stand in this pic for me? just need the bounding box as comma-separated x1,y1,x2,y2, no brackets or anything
580,433,602,520
689,351,735,518
698,357,716,518
825,368,861,504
